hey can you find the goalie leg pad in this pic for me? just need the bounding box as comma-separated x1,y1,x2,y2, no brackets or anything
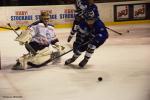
29,47,53,65
16,47,53,69
16,45,65,69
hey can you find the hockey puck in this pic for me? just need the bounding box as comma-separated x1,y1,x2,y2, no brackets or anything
127,30,130,33
98,77,103,81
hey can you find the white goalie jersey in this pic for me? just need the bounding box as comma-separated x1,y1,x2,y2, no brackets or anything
15,22,57,46
29,22,57,45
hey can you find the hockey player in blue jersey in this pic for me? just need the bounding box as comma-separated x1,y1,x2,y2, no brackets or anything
65,11,109,68
68,0,99,42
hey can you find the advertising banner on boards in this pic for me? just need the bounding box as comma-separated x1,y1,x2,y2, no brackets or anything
114,3,150,21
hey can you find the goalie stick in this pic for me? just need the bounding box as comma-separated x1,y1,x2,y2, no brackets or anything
7,23,37,55
106,27,123,35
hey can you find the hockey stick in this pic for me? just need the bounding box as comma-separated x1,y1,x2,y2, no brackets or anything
7,23,20,36
28,40,91,67
106,27,122,35
0,26,20,30
7,23,37,55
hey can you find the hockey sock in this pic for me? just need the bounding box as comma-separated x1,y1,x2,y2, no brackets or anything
85,44,96,59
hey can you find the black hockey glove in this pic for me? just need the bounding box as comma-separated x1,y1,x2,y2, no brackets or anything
67,35,73,42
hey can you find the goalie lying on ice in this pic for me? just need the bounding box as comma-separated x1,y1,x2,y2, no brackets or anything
12,11,65,70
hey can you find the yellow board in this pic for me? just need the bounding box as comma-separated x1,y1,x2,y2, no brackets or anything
0,20,150,31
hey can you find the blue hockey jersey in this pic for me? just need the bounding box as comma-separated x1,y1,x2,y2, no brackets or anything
76,19,108,46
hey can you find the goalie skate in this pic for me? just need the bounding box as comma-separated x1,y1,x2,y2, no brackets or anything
12,62,23,70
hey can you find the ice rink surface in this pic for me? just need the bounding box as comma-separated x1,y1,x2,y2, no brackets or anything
0,24,150,100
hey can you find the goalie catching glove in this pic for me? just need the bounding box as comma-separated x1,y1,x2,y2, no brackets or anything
15,29,33,45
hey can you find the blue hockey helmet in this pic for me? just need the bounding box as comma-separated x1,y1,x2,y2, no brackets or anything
84,10,97,26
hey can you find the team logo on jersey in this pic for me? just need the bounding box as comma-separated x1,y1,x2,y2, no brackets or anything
100,28,104,31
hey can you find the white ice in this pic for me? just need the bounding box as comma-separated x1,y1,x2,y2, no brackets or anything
0,24,150,100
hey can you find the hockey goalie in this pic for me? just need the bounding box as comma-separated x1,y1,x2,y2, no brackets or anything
12,11,65,70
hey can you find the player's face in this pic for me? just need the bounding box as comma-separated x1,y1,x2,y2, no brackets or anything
86,19,95,25
42,17,49,25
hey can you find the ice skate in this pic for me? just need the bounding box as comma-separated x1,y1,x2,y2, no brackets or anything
12,62,23,70
79,58,89,68
65,56,77,65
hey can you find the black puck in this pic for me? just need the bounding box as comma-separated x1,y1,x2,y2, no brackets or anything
98,77,102,81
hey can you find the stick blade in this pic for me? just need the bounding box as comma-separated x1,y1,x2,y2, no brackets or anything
15,27,20,30
7,23,11,27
